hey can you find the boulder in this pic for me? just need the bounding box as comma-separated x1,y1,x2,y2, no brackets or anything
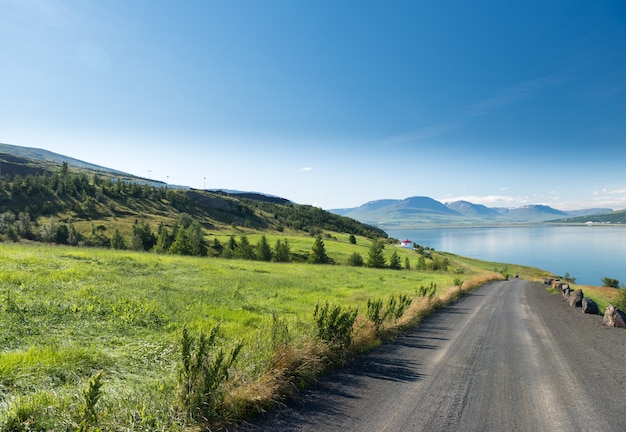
563,287,571,301
568,289,584,308
603,304,626,328
581,297,599,315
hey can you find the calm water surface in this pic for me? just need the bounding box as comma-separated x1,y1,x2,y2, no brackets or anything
387,225,626,286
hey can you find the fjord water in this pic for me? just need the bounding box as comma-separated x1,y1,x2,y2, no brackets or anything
387,225,626,287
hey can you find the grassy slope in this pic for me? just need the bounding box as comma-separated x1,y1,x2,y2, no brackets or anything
0,237,520,430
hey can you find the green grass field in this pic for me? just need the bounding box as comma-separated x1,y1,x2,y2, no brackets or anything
0,237,549,430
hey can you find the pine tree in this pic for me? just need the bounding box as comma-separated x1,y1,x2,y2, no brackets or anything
309,235,331,264
154,222,171,253
273,239,291,262
236,235,256,260
367,239,386,268
169,226,191,255
256,234,273,261
110,229,126,250
187,221,206,256
389,251,402,269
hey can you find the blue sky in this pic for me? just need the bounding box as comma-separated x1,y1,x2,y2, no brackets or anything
1,0,625,210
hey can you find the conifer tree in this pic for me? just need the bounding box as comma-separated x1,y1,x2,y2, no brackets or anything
110,228,126,250
256,234,273,261
367,239,386,268
389,251,402,269
309,235,331,264
273,239,291,262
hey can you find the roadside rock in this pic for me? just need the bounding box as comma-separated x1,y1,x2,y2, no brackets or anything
603,304,626,328
563,287,571,301
568,289,584,308
581,297,599,315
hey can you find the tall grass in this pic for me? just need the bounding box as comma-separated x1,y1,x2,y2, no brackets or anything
0,240,509,430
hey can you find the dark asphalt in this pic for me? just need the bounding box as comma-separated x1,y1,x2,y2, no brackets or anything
233,280,626,431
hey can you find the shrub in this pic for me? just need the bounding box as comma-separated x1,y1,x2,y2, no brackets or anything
389,294,412,321
366,298,384,333
313,302,357,350
417,282,437,300
178,326,243,423
366,294,413,334
601,277,620,288
347,252,364,267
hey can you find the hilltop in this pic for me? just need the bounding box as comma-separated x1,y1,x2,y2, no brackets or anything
0,143,386,249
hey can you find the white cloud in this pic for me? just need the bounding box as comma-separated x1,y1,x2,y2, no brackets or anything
440,195,529,208
298,167,313,172
597,187,626,195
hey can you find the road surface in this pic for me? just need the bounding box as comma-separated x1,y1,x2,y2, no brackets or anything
234,279,626,431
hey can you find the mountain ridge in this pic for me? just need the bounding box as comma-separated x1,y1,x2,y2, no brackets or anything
331,197,615,228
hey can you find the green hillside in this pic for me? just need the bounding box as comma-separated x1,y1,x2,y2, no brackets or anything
0,157,386,251
548,209,626,225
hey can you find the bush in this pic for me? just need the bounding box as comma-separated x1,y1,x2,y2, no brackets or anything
601,277,620,288
313,302,357,350
366,298,384,333
347,252,364,267
417,282,437,300
367,294,413,334
178,326,243,423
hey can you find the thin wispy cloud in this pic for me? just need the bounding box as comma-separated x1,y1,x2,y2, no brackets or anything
382,122,460,145
466,74,566,117
298,167,313,173
383,72,567,148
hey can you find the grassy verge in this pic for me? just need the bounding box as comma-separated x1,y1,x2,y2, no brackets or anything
0,239,511,430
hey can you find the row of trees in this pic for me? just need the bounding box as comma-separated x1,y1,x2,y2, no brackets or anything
0,206,448,271
1,164,387,241
345,239,449,271
0,163,190,221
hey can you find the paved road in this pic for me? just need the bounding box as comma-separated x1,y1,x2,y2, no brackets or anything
234,280,626,431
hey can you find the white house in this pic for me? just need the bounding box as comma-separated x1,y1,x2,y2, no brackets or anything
399,239,414,249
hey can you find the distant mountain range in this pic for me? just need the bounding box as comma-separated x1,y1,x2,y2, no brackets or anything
331,196,615,228
1,142,621,229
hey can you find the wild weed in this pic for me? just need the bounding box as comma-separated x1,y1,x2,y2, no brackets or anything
366,298,384,333
78,370,104,431
313,302,358,350
366,294,413,333
417,282,437,300
178,325,243,423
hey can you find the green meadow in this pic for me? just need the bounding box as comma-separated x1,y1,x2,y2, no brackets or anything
0,235,540,430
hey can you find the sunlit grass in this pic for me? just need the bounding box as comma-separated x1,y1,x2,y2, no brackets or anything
0,239,513,429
